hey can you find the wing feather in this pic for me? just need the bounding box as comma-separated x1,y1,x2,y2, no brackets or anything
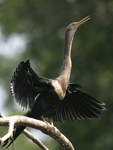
75,91,104,115
11,59,50,110
54,83,106,122
74,93,100,119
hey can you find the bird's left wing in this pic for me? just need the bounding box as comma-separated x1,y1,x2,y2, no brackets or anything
53,83,106,122
11,59,50,110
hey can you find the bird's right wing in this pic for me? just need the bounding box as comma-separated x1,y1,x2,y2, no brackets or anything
53,83,106,122
11,59,50,110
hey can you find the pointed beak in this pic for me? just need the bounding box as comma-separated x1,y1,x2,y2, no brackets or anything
76,16,90,27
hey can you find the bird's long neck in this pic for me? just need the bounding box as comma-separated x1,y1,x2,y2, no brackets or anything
60,31,73,77
56,30,74,96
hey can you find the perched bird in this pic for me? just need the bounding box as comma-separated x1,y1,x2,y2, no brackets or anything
2,16,106,148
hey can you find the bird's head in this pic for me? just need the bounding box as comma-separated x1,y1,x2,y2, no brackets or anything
66,16,90,34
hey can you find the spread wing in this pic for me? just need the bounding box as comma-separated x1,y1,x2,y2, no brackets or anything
53,84,106,122
11,59,50,110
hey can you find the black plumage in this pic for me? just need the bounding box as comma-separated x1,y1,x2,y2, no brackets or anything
11,59,105,122
2,16,106,148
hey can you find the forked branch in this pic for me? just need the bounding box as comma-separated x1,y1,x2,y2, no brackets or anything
0,115,75,150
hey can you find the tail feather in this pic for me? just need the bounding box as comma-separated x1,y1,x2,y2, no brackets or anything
2,111,32,148
2,126,26,148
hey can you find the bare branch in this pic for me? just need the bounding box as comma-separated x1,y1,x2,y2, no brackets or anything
0,114,49,150
23,129,49,150
0,115,75,150
1,118,14,144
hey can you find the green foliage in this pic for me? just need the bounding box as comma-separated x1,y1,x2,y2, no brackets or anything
0,0,113,150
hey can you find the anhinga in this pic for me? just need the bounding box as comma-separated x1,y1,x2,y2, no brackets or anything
2,16,106,148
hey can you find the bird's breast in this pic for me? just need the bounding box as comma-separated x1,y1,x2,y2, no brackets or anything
51,80,66,100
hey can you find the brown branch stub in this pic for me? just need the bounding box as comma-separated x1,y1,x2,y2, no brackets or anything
0,113,5,118
0,115,75,150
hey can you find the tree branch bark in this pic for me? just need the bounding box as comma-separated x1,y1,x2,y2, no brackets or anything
0,113,49,150
23,129,49,150
0,115,75,150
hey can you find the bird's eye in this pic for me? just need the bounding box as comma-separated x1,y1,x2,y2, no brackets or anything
72,23,76,27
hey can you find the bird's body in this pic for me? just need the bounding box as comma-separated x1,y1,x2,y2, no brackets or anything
2,16,106,148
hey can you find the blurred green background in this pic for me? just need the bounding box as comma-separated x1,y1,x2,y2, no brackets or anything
0,0,113,150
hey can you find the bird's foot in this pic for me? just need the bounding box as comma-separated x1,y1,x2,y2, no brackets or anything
41,116,50,131
49,116,54,126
